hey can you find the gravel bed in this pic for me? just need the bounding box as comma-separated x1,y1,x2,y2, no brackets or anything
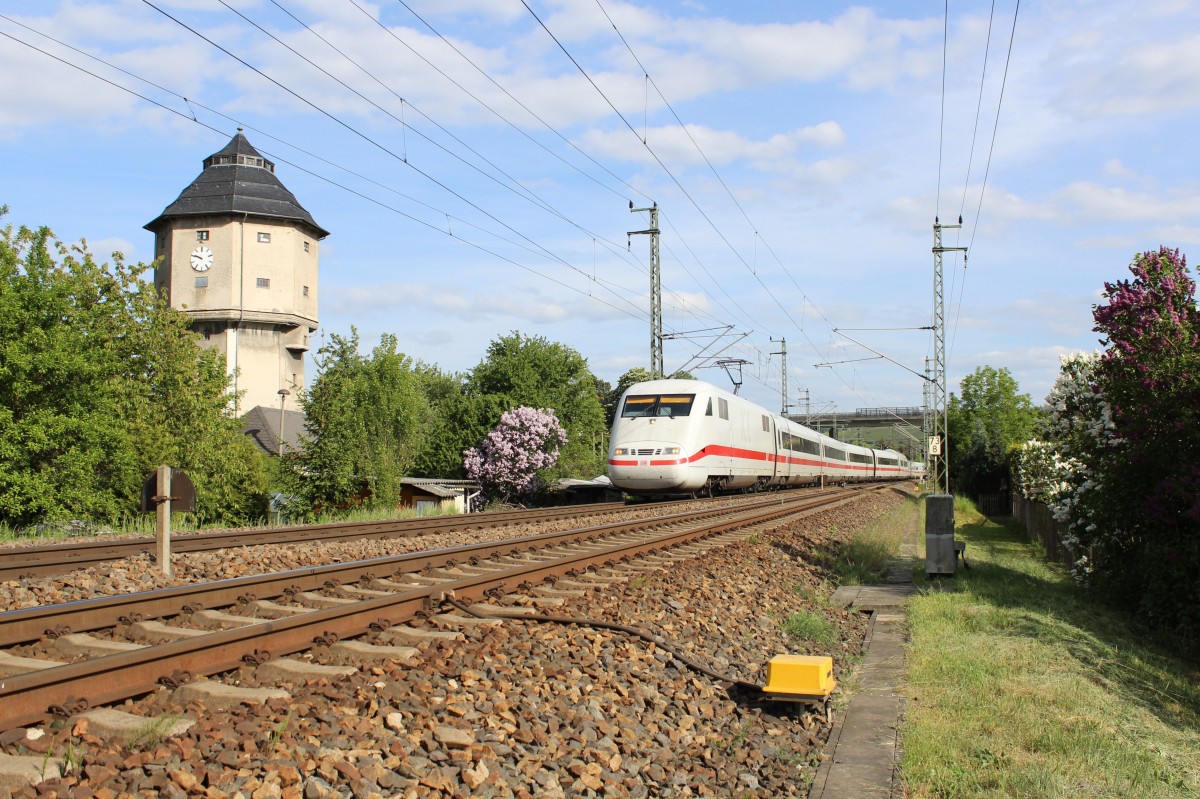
3,488,914,798
0,498,755,610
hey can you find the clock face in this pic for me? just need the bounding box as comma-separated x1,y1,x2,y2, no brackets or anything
190,245,214,272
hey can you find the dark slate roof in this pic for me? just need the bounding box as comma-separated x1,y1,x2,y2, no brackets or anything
145,131,329,238
241,405,308,457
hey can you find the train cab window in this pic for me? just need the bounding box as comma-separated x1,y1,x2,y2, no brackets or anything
705,398,713,416
621,393,696,418
718,398,729,420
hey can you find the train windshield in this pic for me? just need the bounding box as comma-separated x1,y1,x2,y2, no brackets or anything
621,393,696,418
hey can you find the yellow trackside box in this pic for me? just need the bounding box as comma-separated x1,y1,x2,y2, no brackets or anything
763,655,836,699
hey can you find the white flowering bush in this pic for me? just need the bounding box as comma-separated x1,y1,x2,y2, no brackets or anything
463,406,567,502
1018,352,1115,578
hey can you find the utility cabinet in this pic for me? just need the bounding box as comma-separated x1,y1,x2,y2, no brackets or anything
925,494,957,577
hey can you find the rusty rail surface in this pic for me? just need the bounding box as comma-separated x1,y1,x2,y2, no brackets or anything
0,487,877,731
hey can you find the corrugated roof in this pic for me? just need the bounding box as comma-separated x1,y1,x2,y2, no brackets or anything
145,131,329,238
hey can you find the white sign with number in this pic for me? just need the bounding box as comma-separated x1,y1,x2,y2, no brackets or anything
928,436,942,456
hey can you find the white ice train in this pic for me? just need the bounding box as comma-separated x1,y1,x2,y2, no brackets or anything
607,379,922,497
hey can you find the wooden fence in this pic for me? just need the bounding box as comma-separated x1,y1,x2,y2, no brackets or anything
972,492,1010,517
1011,494,1073,565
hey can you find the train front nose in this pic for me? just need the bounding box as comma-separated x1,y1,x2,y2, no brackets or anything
608,442,690,492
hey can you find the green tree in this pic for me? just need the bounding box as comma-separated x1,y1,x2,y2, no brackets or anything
0,214,266,527
466,332,607,478
947,365,1040,496
290,330,428,512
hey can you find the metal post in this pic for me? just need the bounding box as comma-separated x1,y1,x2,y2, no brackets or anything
771,337,788,415
629,202,662,378
277,388,291,457
156,464,172,577
931,219,966,494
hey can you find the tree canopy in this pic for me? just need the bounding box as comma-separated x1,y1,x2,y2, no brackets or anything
0,213,265,527
946,365,1040,496
287,330,429,514
466,332,607,478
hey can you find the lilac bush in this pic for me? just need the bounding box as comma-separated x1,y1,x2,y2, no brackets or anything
463,406,567,501
1020,248,1200,647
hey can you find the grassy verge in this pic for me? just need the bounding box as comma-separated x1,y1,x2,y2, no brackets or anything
902,500,1200,798
823,491,922,585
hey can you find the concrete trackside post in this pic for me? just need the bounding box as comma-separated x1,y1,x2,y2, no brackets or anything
925,494,956,577
156,465,172,577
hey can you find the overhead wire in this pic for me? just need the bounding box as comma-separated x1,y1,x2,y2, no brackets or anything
518,0,813,343
936,0,948,219
2,9,737,348
380,0,652,206
141,0,742,335
589,1,924,423
592,0,844,388
177,0,628,298
379,0,786,373
949,0,1020,361
945,0,997,361
0,16,652,326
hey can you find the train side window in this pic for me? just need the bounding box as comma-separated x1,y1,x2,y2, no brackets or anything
706,398,713,416
761,415,770,432
718,398,729,420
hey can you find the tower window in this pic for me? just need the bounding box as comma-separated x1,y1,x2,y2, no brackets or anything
303,241,310,253
194,276,208,288
196,230,209,241
257,232,271,243
302,285,309,297
256,278,270,288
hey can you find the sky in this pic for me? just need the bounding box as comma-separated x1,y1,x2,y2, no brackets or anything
2,0,1198,423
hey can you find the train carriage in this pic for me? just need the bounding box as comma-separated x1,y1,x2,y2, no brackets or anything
608,379,918,496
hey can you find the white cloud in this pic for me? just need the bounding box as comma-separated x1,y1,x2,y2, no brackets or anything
574,121,845,173
1055,182,1200,224
1102,158,1135,179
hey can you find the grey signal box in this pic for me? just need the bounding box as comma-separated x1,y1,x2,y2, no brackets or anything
925,494,957,577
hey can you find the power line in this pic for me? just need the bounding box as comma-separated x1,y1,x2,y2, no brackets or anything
592,0,842,370
936,0,949,218
951,0,1021,361
969,0,1021,252
381,0,651,205
0,17,653,327
521,0,828,364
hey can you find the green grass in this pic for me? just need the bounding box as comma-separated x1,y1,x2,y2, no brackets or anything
825,493,920,585
902,501,1200,799
782,610,837,645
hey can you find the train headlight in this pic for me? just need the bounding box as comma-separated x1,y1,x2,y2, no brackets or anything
664,447,681,455
613,447,630,456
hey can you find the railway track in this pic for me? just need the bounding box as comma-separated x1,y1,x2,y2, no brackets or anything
0,486,876,732
0,500,655,580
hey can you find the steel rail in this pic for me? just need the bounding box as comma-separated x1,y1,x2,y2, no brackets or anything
0,489,872,731
0,493,829,646
0,500,644,580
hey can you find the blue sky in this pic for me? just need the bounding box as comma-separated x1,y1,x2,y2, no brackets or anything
3,0,1198,420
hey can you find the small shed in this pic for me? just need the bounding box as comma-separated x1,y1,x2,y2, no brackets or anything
399,478,478,515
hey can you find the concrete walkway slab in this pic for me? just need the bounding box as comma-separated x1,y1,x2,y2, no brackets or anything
809,611,907,799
